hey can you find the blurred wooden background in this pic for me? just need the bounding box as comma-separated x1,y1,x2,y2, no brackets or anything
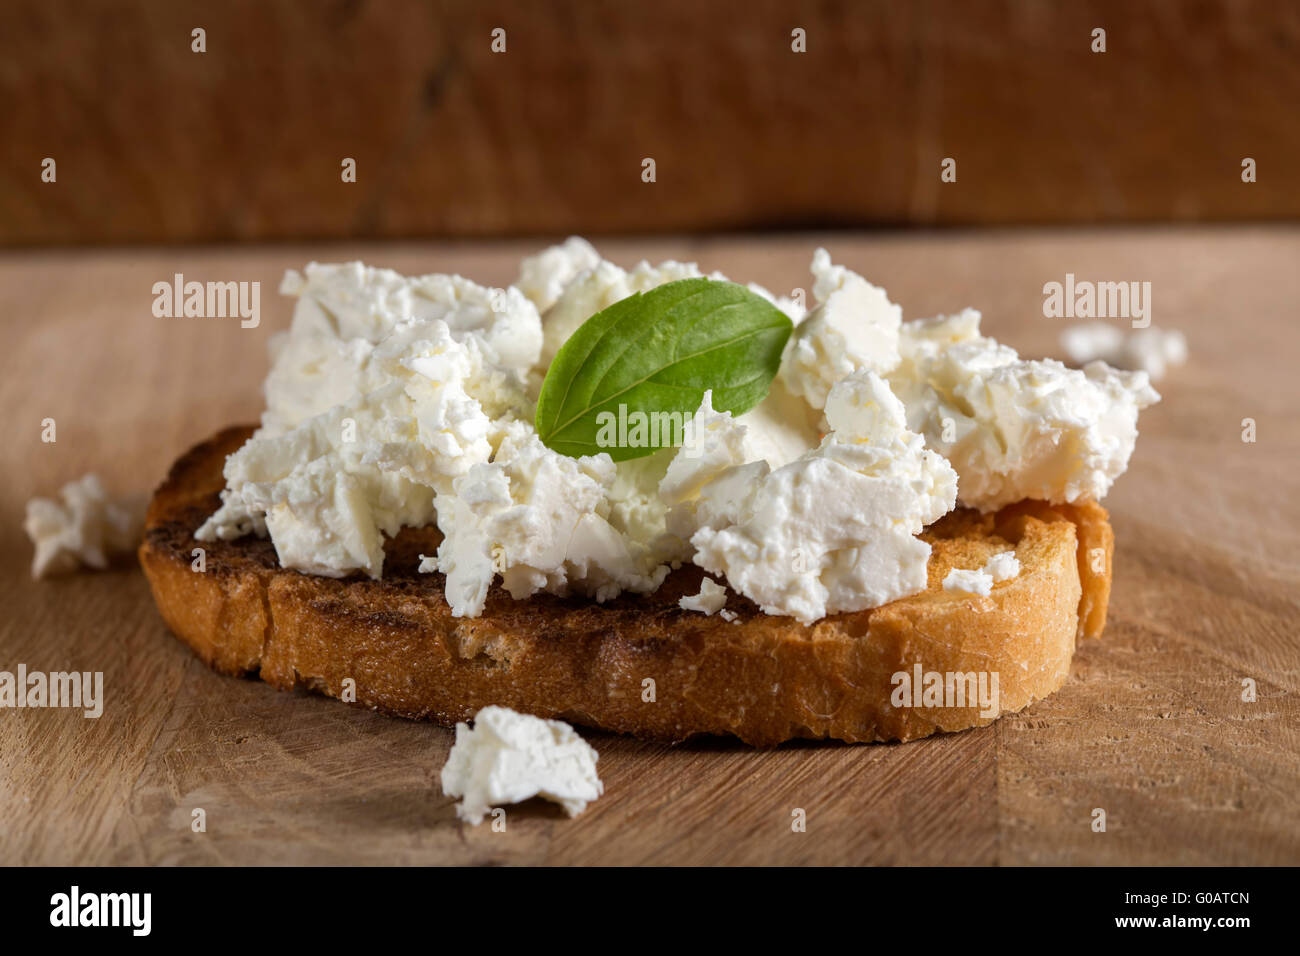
2,0,1297,245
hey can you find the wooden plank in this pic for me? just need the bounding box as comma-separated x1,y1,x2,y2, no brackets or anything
1,1,1298,244
1,228,1296,864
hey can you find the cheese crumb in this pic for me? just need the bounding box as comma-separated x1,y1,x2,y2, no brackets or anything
942,567,994,596
1060,322,1188,382
983,550,1021,582
24,474,142,579
440,705,603,825
944,549,1021,596
679,577,728,615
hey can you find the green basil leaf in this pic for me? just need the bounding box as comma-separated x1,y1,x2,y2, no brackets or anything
535,278,793,461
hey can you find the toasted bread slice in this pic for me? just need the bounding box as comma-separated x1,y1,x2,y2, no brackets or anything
139,426,1113,745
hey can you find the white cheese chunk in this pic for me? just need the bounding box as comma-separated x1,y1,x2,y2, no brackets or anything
440,706,603,825
778,248,902,410
671,372,957,624
428,421,667,617
679,577,728,615
197,320,500,577
943,567,993,596
735,376,821,470
603,447,687,568
265,262,541,436
659,390,753,506
888,310,1160,511
1060,321,1188,382
983,550,1021,582
514,236,601,313
943,550,1020,596
24,474,142,579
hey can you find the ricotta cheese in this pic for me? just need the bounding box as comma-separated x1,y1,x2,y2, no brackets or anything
440,705,603,825
424,420,668,617
888,310,1160,511
24,474,142,579
1060,321,1188,382
264,261,541,436
779,248,902,410
669,371,958,624
942,550,1020,596
942,567,993,596
983,549,1021,582
197,319,507,578
515,236,601,313
680,577,728,615
198,238,1156,626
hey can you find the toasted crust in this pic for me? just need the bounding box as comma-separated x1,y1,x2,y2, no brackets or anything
139,427,1113,745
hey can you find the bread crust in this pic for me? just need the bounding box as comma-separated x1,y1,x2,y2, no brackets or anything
139,426,1113,745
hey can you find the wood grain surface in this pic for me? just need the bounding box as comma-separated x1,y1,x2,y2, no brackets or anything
1,229,1297,865
3,0,1299,244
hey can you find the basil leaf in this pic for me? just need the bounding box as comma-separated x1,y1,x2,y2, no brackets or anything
535,278,793,461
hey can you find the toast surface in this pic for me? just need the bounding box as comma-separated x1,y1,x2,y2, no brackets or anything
139,426,1114,744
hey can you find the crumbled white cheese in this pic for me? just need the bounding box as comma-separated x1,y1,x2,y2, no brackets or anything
24,474,142,579
983,550,1021,582
426,420,667,617
671,371,958,624
680,577,728,615
943,550,1020,596
778,248,901,410
659,390,753,506
719,609,739,622
198,320,505,578
888,310,1160,511
514,236,601,313
440,705,603,825
202,238,1157,625
943,567,993,596
1060,321,1188,382
265,261,541,436
736,376,822,470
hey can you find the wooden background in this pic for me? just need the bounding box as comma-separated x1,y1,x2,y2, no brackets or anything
1,229,1296,864
2,0,1299,245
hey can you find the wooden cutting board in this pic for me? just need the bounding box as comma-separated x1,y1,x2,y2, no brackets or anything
2,229,1296,865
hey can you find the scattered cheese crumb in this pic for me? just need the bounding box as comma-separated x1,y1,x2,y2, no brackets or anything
719,609,738,623
942,567,994,596
440,705,603,825
679,577,728,615
943,550,1021,596
1060,322,1188,382
24,474,142,579
983,550,1021,582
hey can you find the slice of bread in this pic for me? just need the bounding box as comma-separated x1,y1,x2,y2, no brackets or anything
139,426,1114,745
